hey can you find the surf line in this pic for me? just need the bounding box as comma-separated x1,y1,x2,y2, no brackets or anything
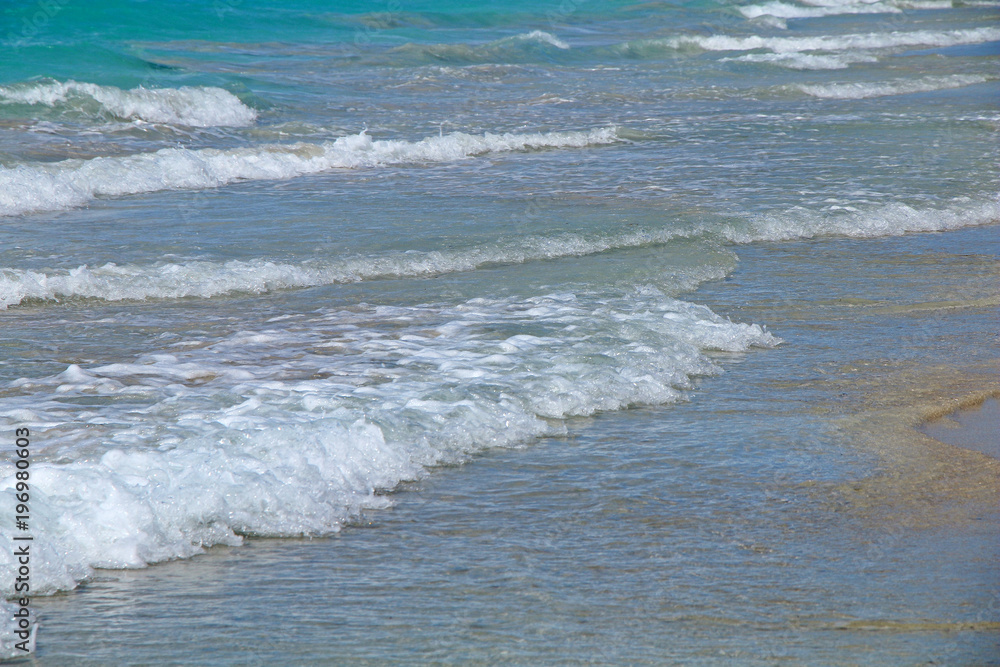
11,427,33,654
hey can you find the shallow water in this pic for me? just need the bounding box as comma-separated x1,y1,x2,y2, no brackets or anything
24,225,1000,666
921,399,1000,459
1,0,998,662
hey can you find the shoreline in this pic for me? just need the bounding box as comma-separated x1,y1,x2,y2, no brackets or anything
919,397,1000,460
20,215,1000,666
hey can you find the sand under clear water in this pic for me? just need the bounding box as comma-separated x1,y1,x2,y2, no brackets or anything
18,224,1000,666
922,399,1000,460
1,0,998,662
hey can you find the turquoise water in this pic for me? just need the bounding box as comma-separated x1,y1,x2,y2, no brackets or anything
1,0,998,663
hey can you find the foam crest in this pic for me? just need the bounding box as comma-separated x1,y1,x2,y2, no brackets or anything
0,80,257,127
894,0,955,7
799,0,949,6
0,127,618,217
726,197,1000,242
725,51,878,69
739,1,900,19
621,26,1000,56
0,227,703,309
507,30,570,49
795,74,991,98
0,291,779,597
3,197,995,310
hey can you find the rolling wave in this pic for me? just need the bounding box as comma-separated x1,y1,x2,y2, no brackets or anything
386,30,570,64
0,80,257,127
617,26,1000,57
0,290,778,597
0,228,701,309
795,74,991,98
724,51,878,70
739,0,901,20
3,197,996,309
0,127,619,218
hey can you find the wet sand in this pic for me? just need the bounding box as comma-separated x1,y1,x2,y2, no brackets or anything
920,398,1000,460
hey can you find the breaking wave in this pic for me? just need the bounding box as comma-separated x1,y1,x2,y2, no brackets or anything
3,197,996,309
0,290,779,596
617,26,1000,56
0,127,619,217
795,74,992,98
0,80,257,127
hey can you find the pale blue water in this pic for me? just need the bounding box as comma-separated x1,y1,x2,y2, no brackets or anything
1,0,998,663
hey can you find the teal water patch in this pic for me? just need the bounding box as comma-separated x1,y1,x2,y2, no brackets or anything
2,0,645,48
0,0,643,84
0,43,176,87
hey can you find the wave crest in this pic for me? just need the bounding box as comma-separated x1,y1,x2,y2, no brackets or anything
795,74,991,99
0,80,257,127
3,197,996,309
0,126,619,218
0,290,778,598
388,30,569,64
617,26,1000,56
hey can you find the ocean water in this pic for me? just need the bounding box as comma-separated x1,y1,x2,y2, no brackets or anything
1,0,998,663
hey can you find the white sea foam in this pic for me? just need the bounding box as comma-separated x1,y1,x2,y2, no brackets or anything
725,51,879,69
726,197,1000,242
2,197,995,310
0,127,619,217
738,0,969,19
0,290,779,598
0,80,257,127
508,30,570,50
749,15,789,29
894,0,955,8
799,0,953,6
795,74,991,98
0,228,699,309
622,26,1000,55
739,1,900,19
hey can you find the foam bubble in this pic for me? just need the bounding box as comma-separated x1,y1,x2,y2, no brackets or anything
0,80,257,127
620,26,1000,56
725,51,879,70
795,74,992,99
508,30,570,50
0,290,779,597
739,1,901,19
0,127,619,218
